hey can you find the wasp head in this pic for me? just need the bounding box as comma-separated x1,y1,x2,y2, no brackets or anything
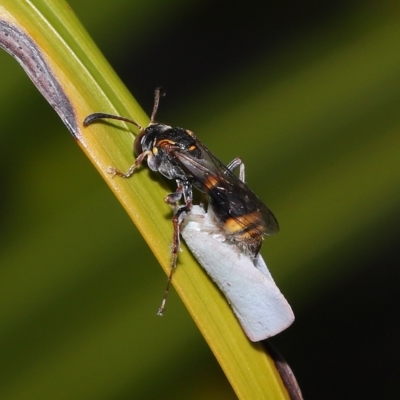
134,123,173,156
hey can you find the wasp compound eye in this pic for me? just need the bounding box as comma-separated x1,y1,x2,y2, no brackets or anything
133,129,146,156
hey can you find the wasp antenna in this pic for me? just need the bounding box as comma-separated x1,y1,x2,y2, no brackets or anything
156,265,175,316
83,113,142,130
151,87,166,123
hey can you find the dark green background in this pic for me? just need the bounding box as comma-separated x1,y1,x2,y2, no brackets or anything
0,1,399,399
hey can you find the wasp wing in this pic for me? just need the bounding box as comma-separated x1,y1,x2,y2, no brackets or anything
172,141,279,236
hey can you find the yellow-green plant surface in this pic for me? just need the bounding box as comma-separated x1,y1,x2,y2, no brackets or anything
1,0,399,399
0,1,291,399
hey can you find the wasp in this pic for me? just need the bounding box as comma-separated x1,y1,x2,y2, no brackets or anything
83,88,279,314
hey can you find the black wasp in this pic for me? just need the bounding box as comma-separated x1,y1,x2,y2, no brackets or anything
83,88,279,314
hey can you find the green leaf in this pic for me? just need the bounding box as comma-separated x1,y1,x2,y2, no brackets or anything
0,1,292,399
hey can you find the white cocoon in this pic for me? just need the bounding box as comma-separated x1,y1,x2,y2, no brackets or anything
181,206,294,342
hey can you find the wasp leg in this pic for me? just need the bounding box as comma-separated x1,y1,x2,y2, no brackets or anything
107,150,150,178
157,206,188,316
226,157,245,182
157,180,193,316
163,179,193,261
164,184,183,205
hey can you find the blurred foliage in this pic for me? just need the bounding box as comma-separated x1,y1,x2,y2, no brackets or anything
0,1,399,399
